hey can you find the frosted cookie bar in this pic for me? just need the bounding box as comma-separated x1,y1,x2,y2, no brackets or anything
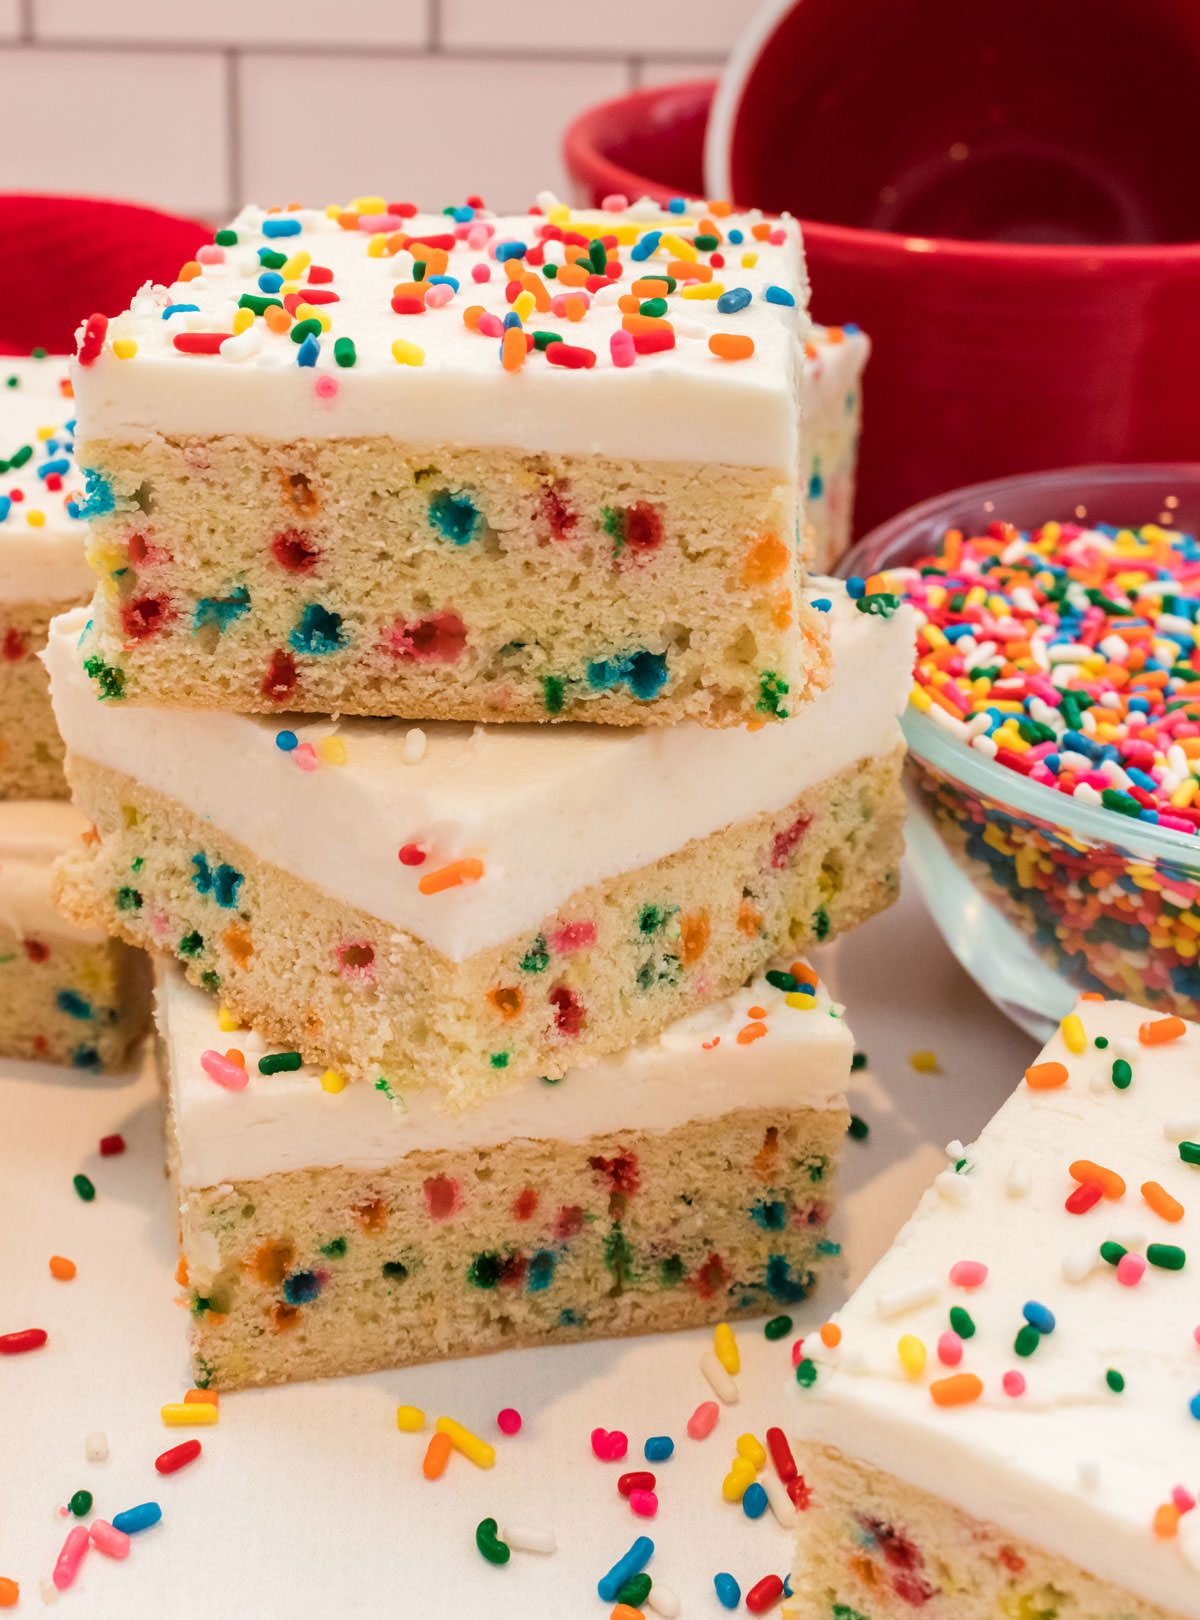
162,958,851,1389
48,582,911,1107
69,193,827,726
0,801,148,1069
790,998,1200,1620
0,357,91,797
802,325,869,572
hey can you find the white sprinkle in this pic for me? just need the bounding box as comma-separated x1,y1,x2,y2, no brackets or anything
535,189,561,215
84,1431,108,1463
1004,1159,1029,1198
1062,1246,1097,1283
672,316,706,340
592,282,623,306
1164,1116,1199,1143
402,727,427,765
502,1525,556,1555
39,1580,58,1606
1048,643,1093,664
971,733,999,760
219,328,263,362
935,1171,972,1205
945,1139,965,1161
1077,1458,1101,1490
700,1350,739,1405
647,1582,682,1617
763,1471,797,1528
876,1278,938,1319
928,704,968,738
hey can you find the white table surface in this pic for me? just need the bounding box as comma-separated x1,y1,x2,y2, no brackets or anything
0,866,1037,1618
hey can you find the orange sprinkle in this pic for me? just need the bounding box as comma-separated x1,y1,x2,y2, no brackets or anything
176,260,202,282
741,533,789,585
419,857,485,896
747,1005,768,1020
1154,1503,1182,1539
563,294,588,323
710,332,755,361
825,325,845,343
621,313,672,334
618,294,641,313
790,960,819,988
751,222,772,241
48,1255,76,1281
1078,991,1106,1001
667,258,712,282
224,1048,245,1067
556,262,589,287
185,1388,217,1406
501,327,526,372
930,1373,983,1407
462,304,485,331
611,1607,644,1620
819,1321,842,1348
1139,1016,1187,1046
632,277,672,296
0,1578,18,1608
519,270,551,311
423,1430,453,1480
708,198,732,216
1025,1061,1069,1090
1069,1160,1126,1199
1142,1181,1184,1222
334,211,360,231
264,304,291,334
737,1021,767,1046
176,1255,189,1286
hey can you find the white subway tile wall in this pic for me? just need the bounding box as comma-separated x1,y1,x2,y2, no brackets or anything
0,0,738,220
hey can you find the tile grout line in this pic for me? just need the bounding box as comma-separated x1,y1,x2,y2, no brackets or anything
17,0,32,43
0,35,726,66
225,47,242,218
427,0,441,53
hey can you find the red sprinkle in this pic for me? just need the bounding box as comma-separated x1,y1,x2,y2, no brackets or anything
1066,1181,1103,1215
496,1408,522,1435
397,843,427,866
155,1439,202,1475
766,1426,798,1484
617,1471,655,1497
172,332,231,354
99,1133,126,1156
0,1328,48,1355
77,313,108,367
545,343,596,370
747,1574,785,1613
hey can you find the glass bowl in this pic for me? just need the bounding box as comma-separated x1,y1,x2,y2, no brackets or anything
840,463,1200,1039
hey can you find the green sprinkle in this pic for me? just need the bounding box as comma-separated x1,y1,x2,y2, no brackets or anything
1179,1141,1200,1165
31,345,47,359
1148,1243,1186,1271
1111,1058,1133,1089
68,1490,92,1517
258,249,287,270
1106,1368,1125,1393
290,317,322,345
532,330,562,350
115,885,142,912
764,1314,793,1340
334,337,357,368
765,970,798,992
850,1052,867,1071
411,260,426,280
949,1306,975,1340
258,1051,303,1075
543,262,558,279
214,228,238,246
519,935,550,973
10,444,32,467
638,297,668,317
73,1173,95,1202
693,233,720,251
489,1051,510,1070
1094,1035,1109,1049
795,1357,818,1388
1100,1241,1127,1266
847,1114,869,1140
1100,787,1142,817
1013,1323,1041,1357
541,675,565,715
237,292,283,315
617,1574,652,1607
756,669,790,719
855,592,900,618
475,1517,510,1566
178,930,204,958
319,1236,347,1258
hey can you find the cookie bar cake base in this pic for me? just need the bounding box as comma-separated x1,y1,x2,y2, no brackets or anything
0,600,74,799
0,802,148,1070
160,960,852,1391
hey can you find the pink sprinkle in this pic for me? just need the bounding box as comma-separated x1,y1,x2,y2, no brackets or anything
1117,1251,1147,1287
53,1525,90,1591
292,742,319,771
200,1049,248,1091
314,374,338,399
629,1488,658,1517
602,192,630,211
89,1520,131,1560
610,329,636,368
471,263,492,283
467,223,491,250
358,212,405,232
477,313,504,339
1003,1370,1026,1396
196,244,225,264
496,1408,522,1435
949,1261,988,1289
687,1401,720,1440
1193,1325,1200,1346
1174,1485,1197,1513
937,1331,963,1367
426,283,455,308
768,227,787,245
590,1427,628,1461
549,920,597,953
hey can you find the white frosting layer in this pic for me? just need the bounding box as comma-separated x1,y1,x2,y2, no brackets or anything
45,581,913,962
71,197,809,471
160,957,851,1186
792,998,1200,1619
0,357,91,604
803,325,869,424
0,800,105,942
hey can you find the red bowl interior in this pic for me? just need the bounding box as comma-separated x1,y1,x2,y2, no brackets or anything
0,194,211,355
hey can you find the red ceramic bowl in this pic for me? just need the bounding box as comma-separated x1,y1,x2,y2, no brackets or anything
0,194,211,355
564,70,1200,538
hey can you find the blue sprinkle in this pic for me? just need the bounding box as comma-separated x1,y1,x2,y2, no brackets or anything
71,1044,101,1072
193,586,251,633
56,990,92,1021
297,333,320,367
1023,1301,1056,1335
728,227,744,243
527,1249,556,1291
716,286,752,315
275,729,298,752
764,284,795,306
262,216,302,238
77,467,115,520
742,1482,768,1519
843,321,861,334
494,239,528,262
845,576,865,599
283,1270,322,1304
258,271,283,293
503,311,522,330
452,205,475,223
810,597,832,611
427,274,459,292
37,456,70,479
667,197,687,214
161,303,199,319
428,488,481,547
597,1536,654,1602
714,1573,741,1609
631,230,662,262
0,496,10,522
643,1435,674,1463
112,1502,161,1535
1190,1391,1200,1420
290,602,346,656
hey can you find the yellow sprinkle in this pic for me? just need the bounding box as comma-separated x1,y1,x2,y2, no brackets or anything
280,280,300,295
513,290,535,322
1060,1012,1087,1054
722,1457,757,1501
713,1320,740,1375
217,1004,241,1032
909,683,933,712
320,1069,346,1094
736,1432,766,1469
25,510,45,527
785,991,817,1010
295,303,331,332
324,203,342,218
660,232,697,261
231,308,254,335
910,1050,940,1073
546,203,570,225
392,339,425,367
395,1404,426,1432
680,282,725,300
281,251,311,279
435,1415,494,1469
351,195,387,214
366,234,388,258
161,1402,218,1426
36,423,54,439
318,735,347,766
898,1334,927,1378
741,251,759,268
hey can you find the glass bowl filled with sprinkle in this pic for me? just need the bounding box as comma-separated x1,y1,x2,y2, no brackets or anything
840,464,1200,1038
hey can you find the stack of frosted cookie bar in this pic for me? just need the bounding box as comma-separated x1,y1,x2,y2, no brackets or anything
0,355,147,1068
50,193,900,1386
